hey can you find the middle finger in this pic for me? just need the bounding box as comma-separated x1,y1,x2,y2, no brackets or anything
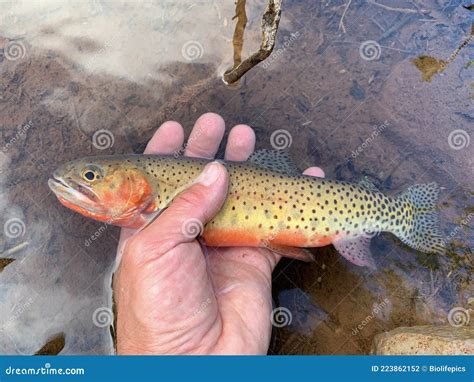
184,113,225,159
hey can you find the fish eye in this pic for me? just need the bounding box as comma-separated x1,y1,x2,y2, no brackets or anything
81,166,103,182
83,170,96,181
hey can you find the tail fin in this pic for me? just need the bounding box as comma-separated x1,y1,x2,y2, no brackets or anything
393,182,445,255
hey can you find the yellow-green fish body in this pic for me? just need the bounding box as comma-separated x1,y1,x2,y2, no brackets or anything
48,150,445,268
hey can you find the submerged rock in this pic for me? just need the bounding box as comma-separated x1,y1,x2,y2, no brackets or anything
371,326,474,355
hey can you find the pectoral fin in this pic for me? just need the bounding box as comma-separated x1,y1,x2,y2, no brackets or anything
262,242,315,262
137,207,167,232
333,235,376,269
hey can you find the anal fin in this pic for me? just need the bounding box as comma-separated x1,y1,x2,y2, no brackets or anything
333,235,376,269
262,242,315,262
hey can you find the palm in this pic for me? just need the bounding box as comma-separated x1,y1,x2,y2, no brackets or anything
116,238,276,354
205,246,277,353
114,113,323,354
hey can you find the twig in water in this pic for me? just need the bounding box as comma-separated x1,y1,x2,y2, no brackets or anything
0,258,15,272
338,0,352,34
223,0,282,84
230,0,248,69
0,241,28,257
367,0,419,14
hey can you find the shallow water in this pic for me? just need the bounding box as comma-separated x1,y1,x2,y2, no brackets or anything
0,0,472,355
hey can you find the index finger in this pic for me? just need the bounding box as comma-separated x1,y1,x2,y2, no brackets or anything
144,121,184,155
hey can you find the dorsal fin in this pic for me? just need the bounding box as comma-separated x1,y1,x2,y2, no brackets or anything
248,149,300,175
358,177,379,192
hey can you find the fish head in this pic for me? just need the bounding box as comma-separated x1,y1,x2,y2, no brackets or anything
48,157,157,228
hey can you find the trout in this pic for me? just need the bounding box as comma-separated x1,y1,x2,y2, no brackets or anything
48,150,445,268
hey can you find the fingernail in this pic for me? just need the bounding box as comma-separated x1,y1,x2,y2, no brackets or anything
197,161,222,186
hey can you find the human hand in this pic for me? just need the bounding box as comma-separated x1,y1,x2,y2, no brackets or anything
113,113,325,354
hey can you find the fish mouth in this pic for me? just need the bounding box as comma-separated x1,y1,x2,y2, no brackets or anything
48,175,100,211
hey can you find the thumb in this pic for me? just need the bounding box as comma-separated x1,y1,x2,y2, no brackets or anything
128,161,229,256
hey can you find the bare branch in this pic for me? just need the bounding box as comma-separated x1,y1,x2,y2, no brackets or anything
223,0,282,84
